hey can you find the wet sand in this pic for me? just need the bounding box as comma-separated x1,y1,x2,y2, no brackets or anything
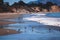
0,21,16,25
0,28,20,36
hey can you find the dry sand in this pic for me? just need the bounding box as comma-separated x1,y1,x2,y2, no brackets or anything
0,13,21,19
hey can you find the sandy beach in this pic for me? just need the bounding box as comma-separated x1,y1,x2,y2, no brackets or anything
0,21,16,25
0,28,20,36
0,21,20,36
0,13,21,19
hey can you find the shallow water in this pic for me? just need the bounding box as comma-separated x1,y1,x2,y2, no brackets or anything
0,13,60,40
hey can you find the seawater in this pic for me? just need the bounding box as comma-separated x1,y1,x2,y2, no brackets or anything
0,13,60,40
